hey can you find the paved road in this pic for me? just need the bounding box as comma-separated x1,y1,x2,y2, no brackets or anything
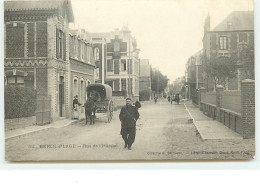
5,100,255,161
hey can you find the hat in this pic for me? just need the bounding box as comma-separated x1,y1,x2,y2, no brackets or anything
126,98,131,101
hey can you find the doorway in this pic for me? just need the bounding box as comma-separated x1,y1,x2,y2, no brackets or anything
59,76,64,117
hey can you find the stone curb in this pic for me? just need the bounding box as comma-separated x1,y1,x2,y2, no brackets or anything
5,119,81,140
183,103,206,141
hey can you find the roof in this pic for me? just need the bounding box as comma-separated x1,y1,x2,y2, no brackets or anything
87,84,112,100
4,0,74,22
213,11,254,31
90,32,112,39
69,29,80,36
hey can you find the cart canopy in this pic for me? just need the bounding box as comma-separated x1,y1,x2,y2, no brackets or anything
86,84,112,101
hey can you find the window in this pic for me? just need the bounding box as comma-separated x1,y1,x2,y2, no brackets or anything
73,78,78,97
94,47,99,60
6,22,25,58
74,38,78,58
114,42,120,52
81,42,84,60
56,29,66,60
107,60,113,72
219,36,228,50
7,76,24,87
239,33,247,43
95,68,100,80
121,59,127,71
121,79,126,90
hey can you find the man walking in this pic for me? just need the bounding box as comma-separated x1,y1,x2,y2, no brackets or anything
119,98,140,150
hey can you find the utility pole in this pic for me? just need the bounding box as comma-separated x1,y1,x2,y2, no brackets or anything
128,35,131,98
157,68,159,98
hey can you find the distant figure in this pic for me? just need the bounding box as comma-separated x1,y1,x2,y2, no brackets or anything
154,96,158,104
119,98,140,150
171,95,175,104
83,98,96,125
175,93,180,104
73,95,81,120
167,96,171,102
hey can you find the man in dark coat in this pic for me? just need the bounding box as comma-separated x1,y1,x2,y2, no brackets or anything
119,98,140,150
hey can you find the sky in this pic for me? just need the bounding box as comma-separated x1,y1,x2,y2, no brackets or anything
71,0,253,82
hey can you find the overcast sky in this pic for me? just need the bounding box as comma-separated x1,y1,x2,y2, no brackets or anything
71,0,254,82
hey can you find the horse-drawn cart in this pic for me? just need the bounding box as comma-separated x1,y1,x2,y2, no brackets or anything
86,84,113,123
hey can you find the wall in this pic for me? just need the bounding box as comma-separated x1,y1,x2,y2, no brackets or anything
201,91,216,105
199,80,255,138
221,90,241,113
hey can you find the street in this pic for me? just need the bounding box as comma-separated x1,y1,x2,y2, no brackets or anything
5,100,255,161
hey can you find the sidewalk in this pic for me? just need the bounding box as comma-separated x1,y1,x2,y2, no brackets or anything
184,100,243,140
5,117,83,140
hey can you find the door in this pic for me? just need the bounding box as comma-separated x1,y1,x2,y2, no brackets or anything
114,59,119,74
59,76,64,117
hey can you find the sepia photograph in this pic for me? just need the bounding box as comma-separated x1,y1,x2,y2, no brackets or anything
3,0,255,161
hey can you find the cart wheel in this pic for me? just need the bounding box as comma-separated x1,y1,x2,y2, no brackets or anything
107,100,113,123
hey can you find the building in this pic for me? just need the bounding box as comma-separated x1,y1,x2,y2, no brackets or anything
202,11,254,90
89,27,140,99
4,0,95,123
87,32,109,84
69,29,95,116
139,59,152,100
185,50,203,103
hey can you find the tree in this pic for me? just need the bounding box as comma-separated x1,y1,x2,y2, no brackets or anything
151,68,169,95
202,55,238,89
239,46,254,80
173,76,185,92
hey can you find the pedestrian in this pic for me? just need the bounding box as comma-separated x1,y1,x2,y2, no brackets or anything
83,97,96,125
119,98,140,150
154,96,158,104
168,96,170,102
171,95,175,104
175,93,180,104
72,95,81,120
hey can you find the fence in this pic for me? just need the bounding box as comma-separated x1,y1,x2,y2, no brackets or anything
198,79,255,139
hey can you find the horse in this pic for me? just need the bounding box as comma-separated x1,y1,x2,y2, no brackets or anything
84,98,96,125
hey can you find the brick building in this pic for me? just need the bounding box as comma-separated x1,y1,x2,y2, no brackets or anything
69,29,95,116
139,59,152,100
203,11,254,90
88,27,140,99
4,0,95,123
